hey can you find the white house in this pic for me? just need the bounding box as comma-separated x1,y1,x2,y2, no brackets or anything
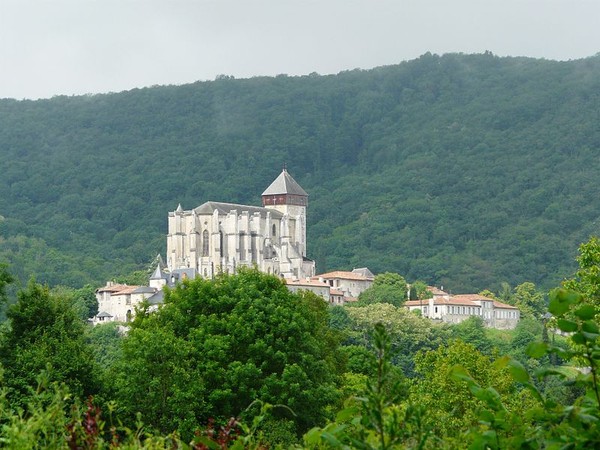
405,287,520,329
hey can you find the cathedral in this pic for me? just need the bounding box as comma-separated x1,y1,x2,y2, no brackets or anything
166,169,315,279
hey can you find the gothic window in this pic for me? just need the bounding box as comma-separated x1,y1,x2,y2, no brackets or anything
202,230,209,256
250,232,257,263
239,232,246,260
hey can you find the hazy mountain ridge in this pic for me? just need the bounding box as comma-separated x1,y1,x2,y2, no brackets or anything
1,52,599,291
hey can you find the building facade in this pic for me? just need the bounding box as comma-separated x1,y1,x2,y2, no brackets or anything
405,288,520,329
166,169,315,280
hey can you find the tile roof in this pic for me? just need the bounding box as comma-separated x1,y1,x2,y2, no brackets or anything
285,278,329,288
493,300,519,309
317,271,372,281
405,295,519,310
428,286,449,296
110,285,142,296
97,283,129,293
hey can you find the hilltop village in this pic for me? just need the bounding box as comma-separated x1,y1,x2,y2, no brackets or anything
94,169,520,329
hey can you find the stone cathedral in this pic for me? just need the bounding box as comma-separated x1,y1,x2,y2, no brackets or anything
166,169,315,279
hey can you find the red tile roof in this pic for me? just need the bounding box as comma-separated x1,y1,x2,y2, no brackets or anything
317,271,373,281
285,279,329,288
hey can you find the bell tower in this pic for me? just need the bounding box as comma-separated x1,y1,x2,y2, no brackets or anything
262,168,308,256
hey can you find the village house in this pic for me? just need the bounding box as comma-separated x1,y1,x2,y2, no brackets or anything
405,287,520,329
317,268,375,298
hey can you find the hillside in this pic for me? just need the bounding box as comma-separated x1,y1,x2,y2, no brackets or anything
1,52,600,292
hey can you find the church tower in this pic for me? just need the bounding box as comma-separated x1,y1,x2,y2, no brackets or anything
262,168,308,257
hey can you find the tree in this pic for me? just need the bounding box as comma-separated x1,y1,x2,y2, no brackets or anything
512,282,546,318
111,268,341,440
563,236,600,308
50,284,98,320
0,280,98,408
451,316,493,355
358,272,408,307
73,284,99,319
0,263,13,305
344,302,450,377
410,340,524,444
409,280,431,300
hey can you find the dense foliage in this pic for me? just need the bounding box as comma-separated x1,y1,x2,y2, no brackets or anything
2,53,600,291
108,268,341,440
2,234,600,447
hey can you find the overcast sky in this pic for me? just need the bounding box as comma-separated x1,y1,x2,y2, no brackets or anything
0,0,598,100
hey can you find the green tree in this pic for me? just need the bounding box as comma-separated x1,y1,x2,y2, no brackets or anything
451,316,493,355
111,268,341,439
410,340,524,445
409,280,431,300
0,263,13,317
344,302,450,377
0,280,98,408
512,282,546,318
358,272,408,307
563,236,600,308
73,284,99,319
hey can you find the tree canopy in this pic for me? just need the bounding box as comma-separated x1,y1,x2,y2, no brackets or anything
109,268,342,440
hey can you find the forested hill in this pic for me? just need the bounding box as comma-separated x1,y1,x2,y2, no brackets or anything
1,52,599,292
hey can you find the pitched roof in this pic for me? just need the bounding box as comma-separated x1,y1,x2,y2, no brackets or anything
285,278,329,288
317,271,373,281
405,295,519,310
193,201,283,218
96,283,129,293
493,300,519,310
262,169,308,196
428,286,449,296
110,285,142,296
352,267,375,278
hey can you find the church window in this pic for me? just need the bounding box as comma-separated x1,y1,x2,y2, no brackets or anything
202,230,209,256
272,224,276,236
239,232,246,260
126,310,132,323
219,230,224,254
250,232,257,263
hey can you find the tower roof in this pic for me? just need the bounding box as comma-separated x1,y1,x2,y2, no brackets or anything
262,169,308,197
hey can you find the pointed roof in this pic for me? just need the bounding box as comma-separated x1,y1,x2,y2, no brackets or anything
262,169,308,197
150,264,164,280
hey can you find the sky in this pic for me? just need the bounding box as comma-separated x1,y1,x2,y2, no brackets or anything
0,0,598,100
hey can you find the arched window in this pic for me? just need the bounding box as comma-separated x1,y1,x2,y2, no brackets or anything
202,230,209,256
272,224,276,236
126,310,132,323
